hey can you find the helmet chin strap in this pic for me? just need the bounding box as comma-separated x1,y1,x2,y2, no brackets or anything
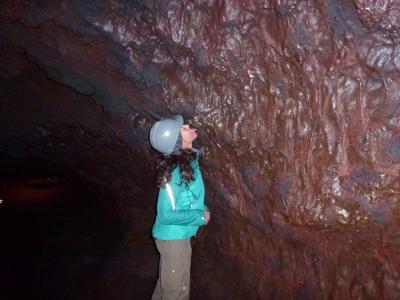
169,134,182,155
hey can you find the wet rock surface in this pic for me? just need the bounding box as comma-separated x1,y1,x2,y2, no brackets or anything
1,0,400,299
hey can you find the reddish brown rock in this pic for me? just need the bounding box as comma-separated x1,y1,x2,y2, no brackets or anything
1,0,400,299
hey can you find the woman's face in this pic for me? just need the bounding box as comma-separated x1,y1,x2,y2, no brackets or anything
180,124,198,146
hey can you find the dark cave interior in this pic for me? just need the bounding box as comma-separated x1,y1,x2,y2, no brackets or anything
2,0,400,299
0,154,131,299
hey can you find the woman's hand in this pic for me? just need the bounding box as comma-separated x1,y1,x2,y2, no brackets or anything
203,208,211,225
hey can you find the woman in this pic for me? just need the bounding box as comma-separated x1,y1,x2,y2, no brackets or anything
149,114,210,300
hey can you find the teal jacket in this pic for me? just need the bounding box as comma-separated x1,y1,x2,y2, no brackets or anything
152,156,207,240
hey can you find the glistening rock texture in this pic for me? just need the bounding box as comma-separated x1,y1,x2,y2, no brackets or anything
2,0,400,299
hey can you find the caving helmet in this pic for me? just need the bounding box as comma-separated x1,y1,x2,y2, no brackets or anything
149,114,183,155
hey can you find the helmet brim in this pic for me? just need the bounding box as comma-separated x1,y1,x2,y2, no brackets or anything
172,114,184,128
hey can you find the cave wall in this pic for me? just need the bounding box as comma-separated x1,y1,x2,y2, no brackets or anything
2,0,400,299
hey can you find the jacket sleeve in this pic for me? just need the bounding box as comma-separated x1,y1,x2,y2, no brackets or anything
157,175,205,226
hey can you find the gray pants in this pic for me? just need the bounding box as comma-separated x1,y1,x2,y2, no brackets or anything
151,239,192,300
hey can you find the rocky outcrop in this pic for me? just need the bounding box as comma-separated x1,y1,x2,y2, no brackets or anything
1,1,400,298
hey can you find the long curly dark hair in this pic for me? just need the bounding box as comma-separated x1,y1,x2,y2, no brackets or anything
155,149,198,188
